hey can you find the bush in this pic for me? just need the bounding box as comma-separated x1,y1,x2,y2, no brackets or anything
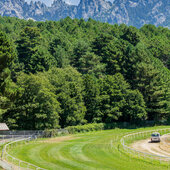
65,122,139,134
43,121,162,137
43,129,58,137
43,129,69,137
66,123,105,134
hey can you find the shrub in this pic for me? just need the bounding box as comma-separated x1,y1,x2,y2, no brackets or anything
43,129,69,137
66,123,105,134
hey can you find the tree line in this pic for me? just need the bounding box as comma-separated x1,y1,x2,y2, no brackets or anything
0,16,169,129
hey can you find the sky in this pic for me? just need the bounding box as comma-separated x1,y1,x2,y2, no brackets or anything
26,0,114,6
26,0,80,6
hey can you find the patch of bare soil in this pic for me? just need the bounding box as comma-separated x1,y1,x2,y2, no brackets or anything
163,135,170,144
131,137,170,158
160,135,170,153
39,136,78,143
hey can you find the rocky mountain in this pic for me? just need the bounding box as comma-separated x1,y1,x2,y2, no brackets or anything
0,0,169,28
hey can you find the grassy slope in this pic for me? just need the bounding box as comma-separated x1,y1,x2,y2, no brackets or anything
9,126,170,170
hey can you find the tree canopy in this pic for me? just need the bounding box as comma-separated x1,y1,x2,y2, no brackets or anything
0,16,169,129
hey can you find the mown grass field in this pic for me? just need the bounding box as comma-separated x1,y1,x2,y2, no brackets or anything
8,126,170,170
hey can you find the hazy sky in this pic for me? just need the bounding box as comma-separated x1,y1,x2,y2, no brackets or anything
26,0,114,6
26,0,80,6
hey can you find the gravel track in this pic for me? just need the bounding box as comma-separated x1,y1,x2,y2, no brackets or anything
131,136,170,157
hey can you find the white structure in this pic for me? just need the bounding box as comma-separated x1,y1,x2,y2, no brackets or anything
0,123,9,131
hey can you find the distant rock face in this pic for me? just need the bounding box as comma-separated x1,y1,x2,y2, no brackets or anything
0,0,169,28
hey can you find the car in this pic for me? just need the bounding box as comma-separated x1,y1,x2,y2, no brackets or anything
151,132,160,142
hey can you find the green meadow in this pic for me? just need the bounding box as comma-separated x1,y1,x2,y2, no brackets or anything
7,126,170,170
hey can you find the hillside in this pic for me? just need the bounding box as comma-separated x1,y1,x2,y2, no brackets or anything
0,0,169,28
0,16,169,129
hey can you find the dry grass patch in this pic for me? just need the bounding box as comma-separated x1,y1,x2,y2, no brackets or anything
39,136,78,143
160,135,170,153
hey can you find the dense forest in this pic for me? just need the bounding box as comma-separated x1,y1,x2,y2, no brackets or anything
0,16,169,130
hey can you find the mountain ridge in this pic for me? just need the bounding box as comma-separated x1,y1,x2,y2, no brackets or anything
0,0,169,28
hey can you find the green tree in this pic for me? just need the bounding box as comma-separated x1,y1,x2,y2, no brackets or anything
99,73,147,123
17,27,56,73
121,90,147,123
83,74,101,123
72,40,91,67
92,33,115,57
28,46,56,73
17,27,39,72
78,51,105,75
93,34,133,75
46,67,86,127
3,73,61,130
51,45,70,68
101,39,129,75
148,36,170,69
0,31,16,116
49,32,72,55
123,42,151,87
72,40,105,75
134,62,169,122
0,17,169,127
121,26,141,46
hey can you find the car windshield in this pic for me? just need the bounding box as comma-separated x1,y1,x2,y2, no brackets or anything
151,133,159,137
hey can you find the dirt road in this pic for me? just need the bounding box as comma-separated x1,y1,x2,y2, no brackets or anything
131,135,170,157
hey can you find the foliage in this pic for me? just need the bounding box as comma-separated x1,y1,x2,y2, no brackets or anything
46,67,86,128
3,73,61,130
0,16,169,129
0,31,16,116
99,73,147,123
43,129,69,137
66,123,105,133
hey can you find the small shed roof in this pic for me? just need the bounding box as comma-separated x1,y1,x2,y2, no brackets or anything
0,123,9,131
